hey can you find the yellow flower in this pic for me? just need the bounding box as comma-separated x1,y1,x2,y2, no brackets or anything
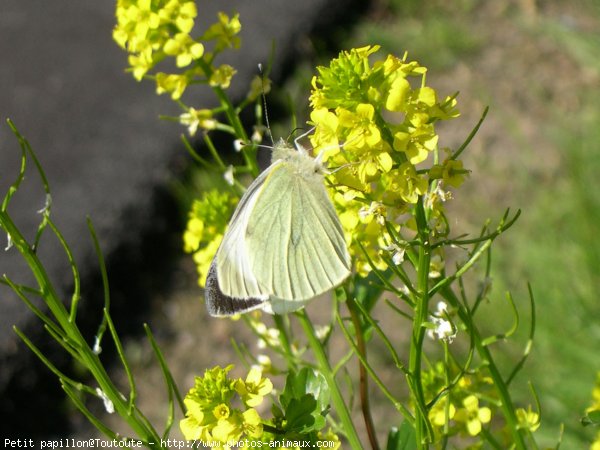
163,32,204,67
209,64,237,89
592,431,600,450
179,108,217,136
193,238,222,286
235,367,273,407
385,77,411,112
155,72,192,99
430,159,469,188
310,108,340,158
202,12,242,51
213,403,230,421
180,398,211,440
338,104,382,150
211,408,263,443
430,400,456,427
454,395,491,436
516,407,540,432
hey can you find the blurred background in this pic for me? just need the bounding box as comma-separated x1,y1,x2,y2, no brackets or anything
1,0,600,448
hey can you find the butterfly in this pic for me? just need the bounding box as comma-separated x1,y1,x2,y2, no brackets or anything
205,135,351,316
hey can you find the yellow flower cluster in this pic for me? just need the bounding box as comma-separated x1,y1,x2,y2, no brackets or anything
114,1,241,99
423,362,540,444
309,45,463,275
113,0,202,81
183,190,238,286
181,366,273,446
588,373,600,450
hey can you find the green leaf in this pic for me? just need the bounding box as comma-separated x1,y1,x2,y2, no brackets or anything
582,409,600,427
280,369,330,434
271,403,284,419
386,422,417,450
280,368,330,413
284,395,319,432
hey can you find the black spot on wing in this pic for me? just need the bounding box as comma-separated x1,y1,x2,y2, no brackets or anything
205,261,266,317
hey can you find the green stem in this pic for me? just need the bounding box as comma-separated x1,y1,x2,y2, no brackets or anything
441,286,528,450
347,298,380,450
409,243,433,449
296,310,363,450
409,199,434,448
1,212,162,447
196,58,258,176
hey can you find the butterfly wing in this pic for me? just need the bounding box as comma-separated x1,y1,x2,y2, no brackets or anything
205,261,266,317
245,161,351,301
213,164,278,301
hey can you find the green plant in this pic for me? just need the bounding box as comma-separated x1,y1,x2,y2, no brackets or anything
0,1,567,448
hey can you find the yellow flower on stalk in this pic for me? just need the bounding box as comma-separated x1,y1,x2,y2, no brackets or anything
180,398,211,440
209,64,237,89
317,429,342,449
158,0,198,34
192,238,221,286
156,71,193,99
338,104,382,150
128,46,156,81
454,395,491,436
235,367,273,407
163,32,204,67
515,406,540,432
213,403,231,421
114,0,161,49
430,159,469,188
430,400,456,427
114,0,201,80
310,108,340,159
385,77,411,112
201,12,242,51
592,432,600,450
380,162,427,205
184,190,237,286
179,108,217,136
211,408,263,443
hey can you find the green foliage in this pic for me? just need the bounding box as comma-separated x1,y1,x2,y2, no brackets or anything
10,1,600,449
280,369,330,434
386,423,417,450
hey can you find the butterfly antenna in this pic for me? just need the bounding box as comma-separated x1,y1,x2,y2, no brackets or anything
258,63,275,146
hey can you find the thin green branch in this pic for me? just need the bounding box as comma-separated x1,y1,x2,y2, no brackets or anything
296,309,363,450
347,297,380,450
336,308,413,423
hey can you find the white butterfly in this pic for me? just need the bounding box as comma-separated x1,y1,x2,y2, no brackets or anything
205,136,351,316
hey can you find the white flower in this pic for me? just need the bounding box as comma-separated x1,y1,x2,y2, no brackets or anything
435,301,448,315
179,108,216,136
383,242,406,265
427,301,456,343
314,325,331,340
251,128,263,143
255,354,271,371
223,165,235,186
233,139,245,152
359,201,385,225
95,388,115,414
424,184,451,210
427,316,456,343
